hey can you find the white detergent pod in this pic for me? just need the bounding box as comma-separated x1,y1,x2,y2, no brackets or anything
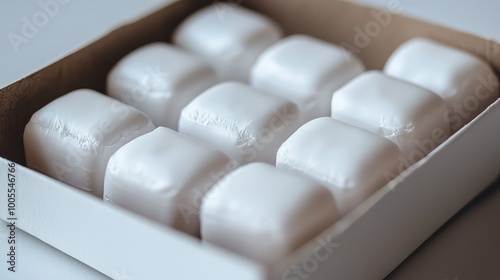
104,127,235,236
384,37,499,132
277,118,403,216
173,3,283,82
251,34,365,122
24,89,155,197
331,71,450,166
201,162,339,264
107,42,218,129
179,82,301,164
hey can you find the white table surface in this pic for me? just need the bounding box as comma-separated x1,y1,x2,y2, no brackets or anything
1,0,499,279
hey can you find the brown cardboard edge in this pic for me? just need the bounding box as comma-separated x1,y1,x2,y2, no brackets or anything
243,0,500,75
0,0,499,278
0,0,210,165
2,0,499,164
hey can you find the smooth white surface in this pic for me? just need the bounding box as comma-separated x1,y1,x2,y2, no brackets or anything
23,89,155,197
331,71,450,166
2,0,500,279
2,98,500,279
384,38,499,132
104,127,234,236
0,222,108,280
179,82,301,164
107,42,218,130
272,99,500,280
201,162,339,264
277,117,403,216
251,34,365,122
173,3,283,82
0,158,267,280
0,0,174,89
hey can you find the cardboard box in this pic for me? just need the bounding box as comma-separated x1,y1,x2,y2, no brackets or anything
1,0,499,279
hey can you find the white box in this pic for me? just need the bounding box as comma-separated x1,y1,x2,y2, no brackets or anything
1,0,499,279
